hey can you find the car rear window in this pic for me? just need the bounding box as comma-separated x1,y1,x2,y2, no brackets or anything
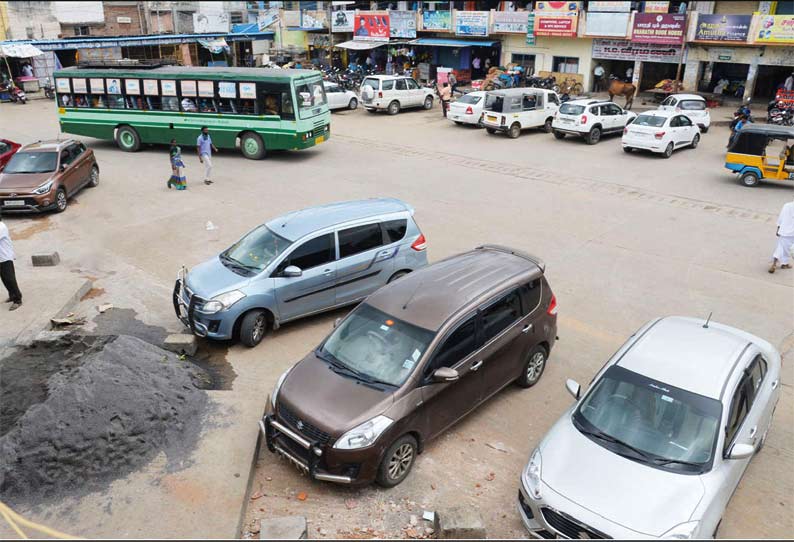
484,94,504,113
560,103,585,115
680,100,706,110
457,93,482,105
362,78,380,90
383,219,407,243
339,223,384,258
633,114,667,127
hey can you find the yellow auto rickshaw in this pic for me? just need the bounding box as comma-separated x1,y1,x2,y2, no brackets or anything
725,125,794,187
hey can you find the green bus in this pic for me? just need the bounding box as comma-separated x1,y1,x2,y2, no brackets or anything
53,66,330,159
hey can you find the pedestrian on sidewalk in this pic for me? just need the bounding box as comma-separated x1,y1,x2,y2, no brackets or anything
196,126,218,185
769,197,794,274
0,213,22,311
448,71,458,96
167,138,187,190
438,82,451,118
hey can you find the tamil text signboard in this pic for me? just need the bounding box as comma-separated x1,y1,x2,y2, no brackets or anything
492,11,529,33
389,10,417,38
592,38,683,64
631,13,685,44
422,10,451,31
755,15,794,44
694,14,751,42
456,11,490,37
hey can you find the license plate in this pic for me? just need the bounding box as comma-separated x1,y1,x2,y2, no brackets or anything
315,135,325,144
487,115,497,122
2,200,24,207
560,118,573,123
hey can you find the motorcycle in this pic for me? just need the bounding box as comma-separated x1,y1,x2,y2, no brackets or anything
769,107,794,126
42,79,55,100
0,81,26,104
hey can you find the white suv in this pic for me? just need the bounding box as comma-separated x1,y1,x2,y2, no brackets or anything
552,99,637,145
360,75,435,115
659,94,711,133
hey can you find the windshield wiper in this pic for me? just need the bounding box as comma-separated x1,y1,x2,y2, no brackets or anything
577,426,654,462
316,349,393,389
219,254,258,274
651,457,704,469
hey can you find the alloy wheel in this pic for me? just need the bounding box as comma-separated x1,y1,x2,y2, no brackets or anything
252,314,267,342
388,443,414,480
526,351,545,384
56,190,67,211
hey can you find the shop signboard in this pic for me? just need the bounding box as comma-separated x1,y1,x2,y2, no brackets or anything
456,11,489,36
526,13,536,45
78,46,122,62
390,10,417,38
631,13,685,44
258,8,279,31
588,1,631,12
535,14,578,37
592,38,682,64
755,15,794,44
301,10,327,30
585,12,630,37
422,10,451,31
331,10,355,32
193,13,230,33
353,13,390,41
535,1,581,12
694,14,751,42
644,1,669,13
492,11,529,33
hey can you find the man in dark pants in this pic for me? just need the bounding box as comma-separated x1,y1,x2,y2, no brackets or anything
0,212,22,311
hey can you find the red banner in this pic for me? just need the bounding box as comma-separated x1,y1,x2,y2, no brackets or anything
353,13,390,41
631,13,685,44
535,15,578,37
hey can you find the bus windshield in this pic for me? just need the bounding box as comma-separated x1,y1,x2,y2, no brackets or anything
295,79,327,118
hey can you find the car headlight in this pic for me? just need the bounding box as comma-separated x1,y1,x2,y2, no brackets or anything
271,369,289,409
523,448,542,499
661,521,700,539
33,180,53,195
202,290,246,314
333,415,393,450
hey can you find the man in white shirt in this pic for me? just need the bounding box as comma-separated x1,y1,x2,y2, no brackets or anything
0,213,22,310
784,73,794,92
769,198,794,273
21,63,33,78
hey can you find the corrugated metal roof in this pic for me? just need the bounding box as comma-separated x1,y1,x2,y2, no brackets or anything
410,38,498,47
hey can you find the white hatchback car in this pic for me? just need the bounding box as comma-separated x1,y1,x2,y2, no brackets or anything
552,99,637,144
659,94,711,132
360,75,434,115
447,91,486,126
518,316,781,540
323,81,358,111
622,110,700,158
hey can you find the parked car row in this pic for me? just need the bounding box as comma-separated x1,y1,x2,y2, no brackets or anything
0,138,99,213
173,198,779,540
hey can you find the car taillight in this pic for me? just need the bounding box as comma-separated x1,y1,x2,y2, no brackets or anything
654,131,665,139
465,106,473,115
623,127,628,134
411,234,427,251
547,294,558,316
378,91,383,98
580,115,587,124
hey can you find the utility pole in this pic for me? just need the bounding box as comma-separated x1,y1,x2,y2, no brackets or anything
674,11,688,92
327,1,333,65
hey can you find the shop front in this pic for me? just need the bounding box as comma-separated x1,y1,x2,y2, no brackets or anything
629,13,686,93
408,37,499,83
591,38,683,95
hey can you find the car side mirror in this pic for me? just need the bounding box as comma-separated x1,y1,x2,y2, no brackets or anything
565,379,581,400
728,442,754,460
432,367,459,383
59,164,66,171
622,110,628,114
282,265,302,278
333,317,341,329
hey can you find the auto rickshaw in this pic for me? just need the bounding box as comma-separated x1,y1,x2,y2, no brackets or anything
725,124,794,187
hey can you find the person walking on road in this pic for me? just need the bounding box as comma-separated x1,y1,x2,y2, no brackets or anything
593,63,605,92
438,82,451,118
197,126,218,185
769,198,794,274
0,213,22,311
448,71,458,96
167,138,187,190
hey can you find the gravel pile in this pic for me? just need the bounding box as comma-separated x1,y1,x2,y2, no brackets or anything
0,335,209,501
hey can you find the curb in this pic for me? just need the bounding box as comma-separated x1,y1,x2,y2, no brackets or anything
10,278,93,348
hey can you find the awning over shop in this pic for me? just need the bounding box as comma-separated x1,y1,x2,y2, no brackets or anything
0,31,274,52
409,38,498,47
336,40,389,50
197,38,229,54
0,42,44,58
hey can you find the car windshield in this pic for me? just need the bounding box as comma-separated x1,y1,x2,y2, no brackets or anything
633,114,667,127
361,78,380,90
573,365,721,474
457,93,482,105
559,103,585,115
319,303,435,388
221,225,290,276
295,79,327,118
3,151,57,174
680,100,706,110
484,94,504,113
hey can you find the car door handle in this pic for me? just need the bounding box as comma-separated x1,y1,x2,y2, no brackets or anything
470,360,483,372
772,379,779,390
748,426,757,438
323,268,334,275
522,324,533,334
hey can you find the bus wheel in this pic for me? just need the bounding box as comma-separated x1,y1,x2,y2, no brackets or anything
115,125,140,152
241,132,265,160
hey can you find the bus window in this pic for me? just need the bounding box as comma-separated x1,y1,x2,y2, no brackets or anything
198,98,216,113
162,97,179,111
294,80,326,117
75,95,89,108
239,99,256,115
146,96,162,110
180,97,198,112
91,95,107,108
262,94,279,116
281,93,295,120
108,94,126,109
217,98,237,114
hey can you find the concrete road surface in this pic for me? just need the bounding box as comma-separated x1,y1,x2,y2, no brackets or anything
0,99,790,539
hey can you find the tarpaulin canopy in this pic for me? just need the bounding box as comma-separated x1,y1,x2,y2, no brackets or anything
409,38,498,47
197,37,229,54
0,42,44,58
335,40,388,50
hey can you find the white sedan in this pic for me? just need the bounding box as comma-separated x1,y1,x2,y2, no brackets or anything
447,91,486,126
622,110,700,158
323,81,358,111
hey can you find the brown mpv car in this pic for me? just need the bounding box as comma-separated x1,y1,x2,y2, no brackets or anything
0,139,99,213
262,245,558,487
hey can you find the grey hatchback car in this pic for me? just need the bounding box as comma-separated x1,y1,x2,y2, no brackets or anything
173,198,428,347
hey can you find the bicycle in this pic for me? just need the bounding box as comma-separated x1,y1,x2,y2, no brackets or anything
559,76,583,96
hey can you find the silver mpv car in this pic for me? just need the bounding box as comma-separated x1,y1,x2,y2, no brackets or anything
174,198,428,347
518,316,781,539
